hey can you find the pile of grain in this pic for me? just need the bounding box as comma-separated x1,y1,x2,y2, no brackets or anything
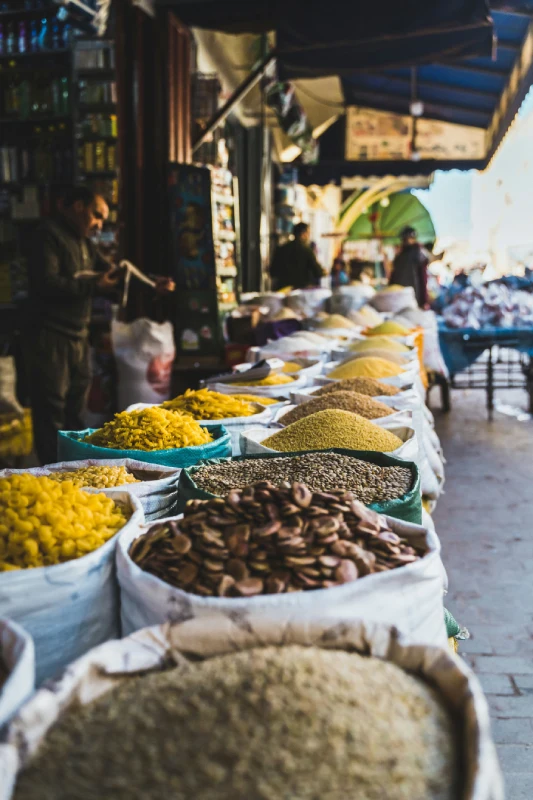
311,377,400,398
349,336,410,353
341,349,410,366
327,357,404,380
315,313,358,330
262,409,403,452
367,320,412,336
279,391,394,425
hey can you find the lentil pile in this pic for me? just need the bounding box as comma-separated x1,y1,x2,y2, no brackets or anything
47,465,139,489
315,313,357,330
280,391,394,424
162,388,258,420
13,645,458,800
191,452,412,503
227,373,294,387
0,474,130,570
328,356,404,380
311,377,400,398
341,349,410,366
85,407,213,451
130,482,424,597
349,336,410,353
367,320,412,336
262,409,403,453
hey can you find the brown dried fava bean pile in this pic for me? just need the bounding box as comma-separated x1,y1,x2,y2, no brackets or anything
13,646,458,800
311,377,400,397
129,482,425,597
192,452,413,504
280,391,394,425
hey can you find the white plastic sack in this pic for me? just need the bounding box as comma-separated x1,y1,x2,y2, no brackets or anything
239,424,419,463
0,491,144,686
0,619,34,730
117,514,445,646
0,459,180,522
371,286,418,313
112,318,175,411
0,357,23,417
284,288,331,317
0,616,503,800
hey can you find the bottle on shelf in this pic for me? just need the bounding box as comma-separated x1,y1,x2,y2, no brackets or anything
18,21,27,54
38,17,49,51
51,19,61,50
0,24,4,58
29,20,39,53
59,75,69,114
6,22,16,55
62,23,72,48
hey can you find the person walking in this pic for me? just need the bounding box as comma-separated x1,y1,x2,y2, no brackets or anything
270,222,323,290
330,257,349,289
389,226,430,308
26,186,119,465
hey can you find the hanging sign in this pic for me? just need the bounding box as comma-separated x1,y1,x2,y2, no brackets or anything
345,107,412,161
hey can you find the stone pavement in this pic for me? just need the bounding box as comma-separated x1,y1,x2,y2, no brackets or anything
432,389,533,799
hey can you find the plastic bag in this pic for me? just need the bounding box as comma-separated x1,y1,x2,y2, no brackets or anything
284,288,331,317
117,514,445,645
177,448,422,524
111,318,175,412
0,459,181,522
0,619,34,730
371,286,418,313
0,491,144,686
57,425,232,469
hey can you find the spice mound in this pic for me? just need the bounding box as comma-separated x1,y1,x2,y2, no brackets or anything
262,409,403,453
367,320,412,336
0,474,129,571
328,357,404,380
162,388,258,420
191,452,412,503
342,349,410,366
315,313,358,330
129,482,424,597
85,407,213,451
226,372,294,387
311,377,400,398
280,391,394,425
13,645,457,800
48,465,139,489
349,336,410,353
279,360,302,373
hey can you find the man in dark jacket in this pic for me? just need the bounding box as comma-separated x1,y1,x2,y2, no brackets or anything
27,186,118,464
270,222,323,290
389,226,430,308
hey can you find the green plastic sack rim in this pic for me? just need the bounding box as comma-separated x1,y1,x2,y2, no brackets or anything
178,447,421,524
58,425,230,459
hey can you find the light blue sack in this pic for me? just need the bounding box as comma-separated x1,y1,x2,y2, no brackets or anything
57,425,232,469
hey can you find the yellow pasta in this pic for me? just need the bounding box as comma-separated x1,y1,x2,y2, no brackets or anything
85,407,213,451
48,466,139,489
162,389,257,420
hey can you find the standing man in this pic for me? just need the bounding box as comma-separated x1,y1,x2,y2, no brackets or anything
270,222,323,290
389,226,430,308
27,186,118,465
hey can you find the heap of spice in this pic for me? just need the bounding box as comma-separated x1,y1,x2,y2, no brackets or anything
279,361,303,373
315,313,358,330
190,452,412,503
47,465,139,489
327,357,404,380
13,645,458,800
311,377,400,398
262,409,403,453
279,391,394,424
129,481,424,597
367,320,412,336
349,336,410,353
162,389,258,420
0,474,130,570
339,349,410,366
85,407,213,451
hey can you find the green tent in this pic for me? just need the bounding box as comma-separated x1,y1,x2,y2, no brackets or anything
347,191,436,246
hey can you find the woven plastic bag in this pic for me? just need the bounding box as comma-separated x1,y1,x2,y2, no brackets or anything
0,491,144,686
0,619,34,730
57,425,231,469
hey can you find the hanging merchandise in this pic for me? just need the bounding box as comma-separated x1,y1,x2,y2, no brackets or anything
266,81,318,164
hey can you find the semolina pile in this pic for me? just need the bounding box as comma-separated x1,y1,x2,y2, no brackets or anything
227,372,294,387
349,336,410,353
262,409,403,453
230,393,279,405
311,377,401,398
279,361,302,373
85,407,213,451
162,389,257,420
328,357,404,380
315,313,357,330
0,474,130,571
279,391,394,425
367,320,412,336
341,349,411,366
48,466,139,489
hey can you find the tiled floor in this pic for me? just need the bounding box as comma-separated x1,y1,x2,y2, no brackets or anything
432,389,533,798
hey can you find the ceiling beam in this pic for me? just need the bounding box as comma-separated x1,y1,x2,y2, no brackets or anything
434,62,508,78
345,89,491,125
356,73,499,100
497,38,522,51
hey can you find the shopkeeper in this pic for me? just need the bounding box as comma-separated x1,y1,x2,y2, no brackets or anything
270,222,324,290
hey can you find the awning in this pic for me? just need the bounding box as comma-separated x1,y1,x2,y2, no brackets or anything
346,192,436,245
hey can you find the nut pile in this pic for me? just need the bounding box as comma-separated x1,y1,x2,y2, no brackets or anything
47,465,139,489
191,452,413,503
129,482,424,597
311,377,400,397
13,646,458,800
279,391,394,424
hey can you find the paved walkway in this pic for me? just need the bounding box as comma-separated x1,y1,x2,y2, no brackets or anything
432,389,533,799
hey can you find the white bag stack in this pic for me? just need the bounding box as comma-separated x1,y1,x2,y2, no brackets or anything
0,619,34,729
112,318,175,411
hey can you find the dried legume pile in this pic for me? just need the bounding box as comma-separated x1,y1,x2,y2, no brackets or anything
262,409,403,453
85,407,213,451
328,357,403,380
280,391,394,425
162,388,258,420
47,465,139,489
130,482,423,596
13,645,458,800
311,377,400,397
227,373,294,387
0,474,130,570
349,336,410,353
191,452,412,503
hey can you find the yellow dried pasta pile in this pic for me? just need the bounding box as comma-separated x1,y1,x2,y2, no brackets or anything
228,373,294,387
230,394,279,405
0,474,130,571
162,389,257,420
48,466,139,489
85,407,213,451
